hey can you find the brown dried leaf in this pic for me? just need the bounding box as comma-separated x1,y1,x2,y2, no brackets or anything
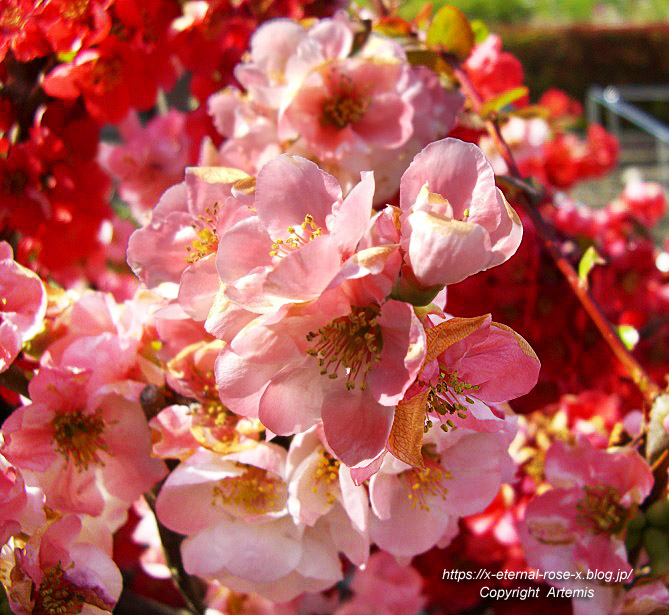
424,314,490,366
388,391,428,468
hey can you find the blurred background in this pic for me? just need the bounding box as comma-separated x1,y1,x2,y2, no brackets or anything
398,0,669,229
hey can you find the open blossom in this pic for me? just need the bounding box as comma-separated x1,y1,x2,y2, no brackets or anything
1,366,166,529
0,241,47,372
368,421,516,559
207,13,463,200
520,438,654,606
215,153,376,314
99,111,191,221
2,515,122,615
215,292,425,468
127,166,254,320
398,138,523,290
156,443,365,601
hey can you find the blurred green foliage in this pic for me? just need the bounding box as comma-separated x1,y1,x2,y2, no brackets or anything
397,0,669,24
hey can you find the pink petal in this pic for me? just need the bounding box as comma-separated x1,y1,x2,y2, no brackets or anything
255,155,342,238
321,388,394,467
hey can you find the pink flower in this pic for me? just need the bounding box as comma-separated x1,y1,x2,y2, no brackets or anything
215,153,376,316
398,138,523,291
286,426,369,564
1,367,166,528
99,111,190,221
3,515,122,615
367,422,516,559
0,241,47,373
215,293,425,468
156,444,363,601
520,439,653,591
127,166,253,320
0,454,45,546
334,551,426,615
280,57,414,161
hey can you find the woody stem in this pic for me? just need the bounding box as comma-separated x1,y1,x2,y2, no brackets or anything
447,55,661,405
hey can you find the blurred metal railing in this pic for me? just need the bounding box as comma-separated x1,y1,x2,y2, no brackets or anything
586,85,669,186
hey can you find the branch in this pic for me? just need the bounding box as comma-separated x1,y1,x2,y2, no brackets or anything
447,55,662,406
144,483,207,615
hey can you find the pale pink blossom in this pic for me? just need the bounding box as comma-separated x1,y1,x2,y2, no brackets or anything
215,153,375,316
280,57,414,161
3,515,122,615
398,138,523,290
215,292,425,468
127,166,253,322
156,444,363,601
334,551,426,615
1,367,166,530
0,241,47,373
99,111,190,222
286,426,369,565
520,439,654,592
0,454,45,546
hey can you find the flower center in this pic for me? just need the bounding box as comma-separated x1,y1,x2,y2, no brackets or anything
270,214,322,257
311,449,340,505
423,370,479,433
404,463,451,511
212,465,286,515
35,564,84,615
306,305,383,391
576,485,626,535
321,71,369,130
186,204,219,263
51,411,108,471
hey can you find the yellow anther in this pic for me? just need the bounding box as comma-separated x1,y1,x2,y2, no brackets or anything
51,410,108,471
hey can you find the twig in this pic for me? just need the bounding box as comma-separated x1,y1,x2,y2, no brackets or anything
447,54,662,406
144,483,207,615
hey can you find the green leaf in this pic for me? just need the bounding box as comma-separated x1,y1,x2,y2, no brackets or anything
56,50,77,63
470,19,489,43
480,86,529,116
426,5,474,61
578,245,605,287
618,324,640,351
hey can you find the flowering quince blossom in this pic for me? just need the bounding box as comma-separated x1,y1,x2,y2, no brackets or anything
464,33,526,104
0,453,46,547
367,423,517,560
2,514,122,615
1,366,166,529
398,138,523,291
156,442,367,601
98,111,191,222
207,13,463,201
520,438,654,613
0,241,47,372
127,165,255,320
333,550,427,615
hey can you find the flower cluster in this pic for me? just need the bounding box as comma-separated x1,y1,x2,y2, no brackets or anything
1,4,668,615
